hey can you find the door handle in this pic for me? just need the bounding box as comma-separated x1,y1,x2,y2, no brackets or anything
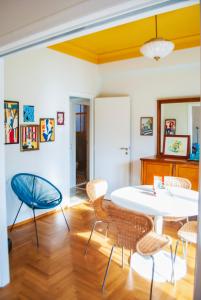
120,147,129,151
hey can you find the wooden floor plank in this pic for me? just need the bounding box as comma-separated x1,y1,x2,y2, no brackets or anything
0,202,196,300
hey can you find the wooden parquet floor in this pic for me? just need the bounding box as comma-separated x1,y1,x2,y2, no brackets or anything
0,202,196,300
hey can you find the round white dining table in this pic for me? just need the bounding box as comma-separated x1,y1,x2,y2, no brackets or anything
111,185,198,234
110,185,199,282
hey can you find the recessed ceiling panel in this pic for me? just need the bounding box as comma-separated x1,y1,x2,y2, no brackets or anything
49,4,200,64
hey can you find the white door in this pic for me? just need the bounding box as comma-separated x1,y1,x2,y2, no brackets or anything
94,97,131,195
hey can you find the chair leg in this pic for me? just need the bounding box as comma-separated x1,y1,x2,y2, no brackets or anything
121,247,124,268
10,202,23,232
169,244,175,284
102,245,115,291
32,209,39,248
129,249,133,267
60,205,70,231
182,239,187,260
105,223,109,239
174,240,179,264
149,256,155,300
84,221,100,256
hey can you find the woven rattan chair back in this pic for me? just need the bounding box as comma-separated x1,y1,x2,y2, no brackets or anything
164,176,191,190
86,179,108,201
86,179,108,221
107,203,154,251
164,176,191,223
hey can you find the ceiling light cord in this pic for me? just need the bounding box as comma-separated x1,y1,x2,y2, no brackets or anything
140,13,174,61
155,15,158,39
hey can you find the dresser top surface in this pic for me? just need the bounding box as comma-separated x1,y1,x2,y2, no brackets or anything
140,155,199,165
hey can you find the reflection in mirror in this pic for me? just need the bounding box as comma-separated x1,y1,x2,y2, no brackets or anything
160,102,200,153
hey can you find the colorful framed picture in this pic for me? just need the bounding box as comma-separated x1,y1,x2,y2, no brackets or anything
20,125,39,151
163,135,190,158
140,117,153,136
57,112,64,125
4,100,19,144
40,118,55,142
164,119,176,135
23,105,35,122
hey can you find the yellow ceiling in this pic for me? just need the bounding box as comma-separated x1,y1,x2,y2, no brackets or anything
49,4,200,64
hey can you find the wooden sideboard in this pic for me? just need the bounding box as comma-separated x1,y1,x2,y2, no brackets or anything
141,156,199,191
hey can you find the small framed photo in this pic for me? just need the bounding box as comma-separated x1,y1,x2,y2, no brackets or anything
57,112,64,125
23,105,35,122
20,125,39,151
40,118,55,142
140,117,153,136
163,135,190,158
164,119,176,135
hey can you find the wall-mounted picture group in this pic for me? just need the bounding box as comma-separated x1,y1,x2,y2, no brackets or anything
4,100,64,151
21,125,39,151
4,100,19,144
40,118,55,142
140,117,153,136
23,105,35,122
164,119,176,135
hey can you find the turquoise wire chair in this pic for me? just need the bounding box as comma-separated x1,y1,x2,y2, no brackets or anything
10,173,70,247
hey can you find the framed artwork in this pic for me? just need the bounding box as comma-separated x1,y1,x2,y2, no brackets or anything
4,100,19,144
23,105,35,122
20,125,39,151
163,135,190,158
164,119,176,135
40,118,55,142
57,112,64,125
140,117,153,136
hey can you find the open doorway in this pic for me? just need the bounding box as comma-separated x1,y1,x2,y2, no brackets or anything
70,97,90,204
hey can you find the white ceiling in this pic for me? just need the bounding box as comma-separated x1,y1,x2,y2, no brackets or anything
0,0,87,37
0,0,89,41
0,0,198,54
0,0,138,47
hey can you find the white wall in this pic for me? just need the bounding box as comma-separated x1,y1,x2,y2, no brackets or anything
4,48,101,225
4,46,201,224
0,58,10,287
99,47,200,184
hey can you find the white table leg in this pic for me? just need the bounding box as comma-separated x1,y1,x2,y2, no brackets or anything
154,216,163,234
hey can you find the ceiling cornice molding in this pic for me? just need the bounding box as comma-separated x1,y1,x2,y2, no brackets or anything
49,43,98,64
50,33,200,64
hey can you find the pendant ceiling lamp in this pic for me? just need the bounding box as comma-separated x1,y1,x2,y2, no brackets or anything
140,15,174,61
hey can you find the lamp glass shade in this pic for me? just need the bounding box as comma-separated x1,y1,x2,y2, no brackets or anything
140,38,175,60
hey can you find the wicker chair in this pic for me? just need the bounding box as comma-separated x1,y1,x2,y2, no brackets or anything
85,179,109,255
174,221,197,260
163,176,192,224
136,232,173,300
164,176,192,189
102,203,174,300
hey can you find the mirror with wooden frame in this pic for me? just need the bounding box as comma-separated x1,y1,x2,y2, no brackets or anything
157,97,200,156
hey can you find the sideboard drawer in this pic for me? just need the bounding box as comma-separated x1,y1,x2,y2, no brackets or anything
141,156,199,190
175,164,199,191
141,161,173,185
